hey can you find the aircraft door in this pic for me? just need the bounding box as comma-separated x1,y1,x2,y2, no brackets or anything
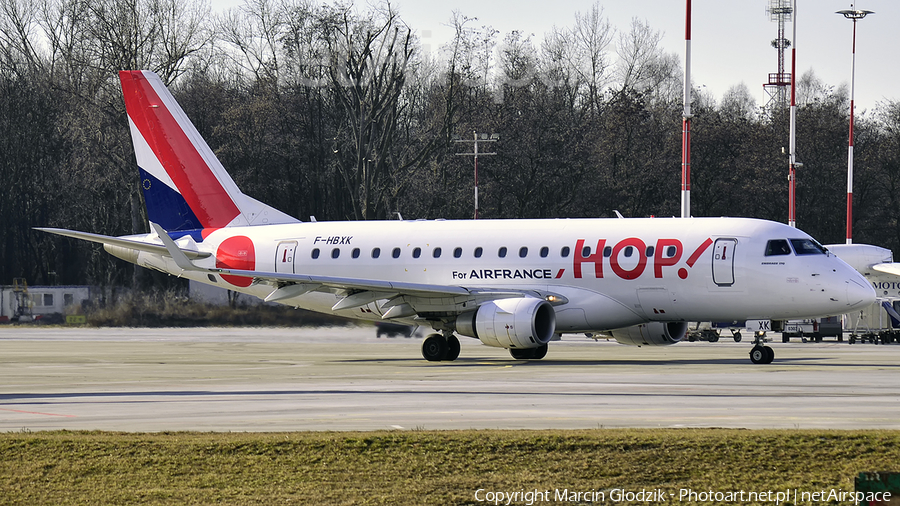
275,241,297,274
712,238,737,286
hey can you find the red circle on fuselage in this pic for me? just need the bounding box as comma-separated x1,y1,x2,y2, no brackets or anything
216,235,255,287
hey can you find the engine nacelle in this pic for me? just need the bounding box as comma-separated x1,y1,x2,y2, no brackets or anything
609,321,688,346
455,297,556,349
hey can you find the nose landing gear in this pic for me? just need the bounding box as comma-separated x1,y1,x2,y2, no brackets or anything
749,345,774,364
749,331,774,364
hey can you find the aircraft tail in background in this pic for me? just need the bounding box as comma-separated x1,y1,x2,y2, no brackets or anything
118,70,299,237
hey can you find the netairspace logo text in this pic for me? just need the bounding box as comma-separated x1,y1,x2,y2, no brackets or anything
474,487,892,505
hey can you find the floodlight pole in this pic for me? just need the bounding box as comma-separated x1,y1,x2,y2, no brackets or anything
455,131,497,220
788,0,797,227
837,7,873,244
681,0,692,218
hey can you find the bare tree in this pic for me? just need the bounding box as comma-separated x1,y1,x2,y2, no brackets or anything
571,3,613,116
614,17,680,103
326,4,415,220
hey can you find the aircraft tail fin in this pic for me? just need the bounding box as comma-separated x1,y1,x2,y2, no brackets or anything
119,70,299,235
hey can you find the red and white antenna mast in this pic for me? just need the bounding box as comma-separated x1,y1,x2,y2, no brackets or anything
764,0,793,110
837,6,873,244
681,0,692,219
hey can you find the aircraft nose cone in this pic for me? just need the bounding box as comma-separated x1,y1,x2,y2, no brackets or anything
846,277,876,311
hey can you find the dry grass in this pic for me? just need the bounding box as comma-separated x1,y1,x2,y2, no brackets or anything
0,429,898,505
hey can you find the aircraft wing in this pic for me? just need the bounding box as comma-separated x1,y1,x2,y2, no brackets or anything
203,265,557,317
219,268,472,298
873,263,900,277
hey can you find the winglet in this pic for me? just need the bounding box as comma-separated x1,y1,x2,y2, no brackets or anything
151,222,200,271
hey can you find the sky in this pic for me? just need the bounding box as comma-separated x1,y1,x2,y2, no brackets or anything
210,0,899,113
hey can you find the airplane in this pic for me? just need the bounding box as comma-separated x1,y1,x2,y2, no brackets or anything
826,243,900,333
37,70,876,365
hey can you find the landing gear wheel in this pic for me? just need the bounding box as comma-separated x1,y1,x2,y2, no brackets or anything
422,334,447,362
444,335,460,361
750,345,775,364
763,345,775,364
733,333,742,343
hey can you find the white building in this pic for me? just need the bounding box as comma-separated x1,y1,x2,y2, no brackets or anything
0,285,91,322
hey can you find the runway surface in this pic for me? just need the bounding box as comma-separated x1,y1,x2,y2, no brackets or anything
1,326,899,432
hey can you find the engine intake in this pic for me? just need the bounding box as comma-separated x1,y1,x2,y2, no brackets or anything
456,297,556,349
609,321,687,346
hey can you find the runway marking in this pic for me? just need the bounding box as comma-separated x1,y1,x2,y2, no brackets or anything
0,408,77,418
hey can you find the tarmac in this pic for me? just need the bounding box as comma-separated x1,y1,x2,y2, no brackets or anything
1,325,899,432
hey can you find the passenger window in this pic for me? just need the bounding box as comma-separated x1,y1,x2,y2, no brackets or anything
560,246,570,258
331,248,340,259
372,248,381,259
453,247,462,258
474,247,483,258
603,246,612,257
765,239,792,256
519,247,528,258
582,246,591,258
540,246,549,258
433,247,442,258
498,247,507,258
666,246,677,257
624,246,633,258
412,247,421,258
646,246,654,257
352,248,360,259
392,247,401,258
790,238,827,255
311,248,320,259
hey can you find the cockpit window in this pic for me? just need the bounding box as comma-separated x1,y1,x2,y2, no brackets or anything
790,238,827,255
765,239,792,256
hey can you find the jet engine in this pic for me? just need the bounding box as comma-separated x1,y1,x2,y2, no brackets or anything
455,297,556,349
609,321,688,346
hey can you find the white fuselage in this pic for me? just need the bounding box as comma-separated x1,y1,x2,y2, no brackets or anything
128,216,874,332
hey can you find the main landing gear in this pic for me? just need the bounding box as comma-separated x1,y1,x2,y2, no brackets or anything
421,333,460,362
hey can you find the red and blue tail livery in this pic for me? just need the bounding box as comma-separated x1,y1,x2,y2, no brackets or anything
119,70,298,239
38,71,875,364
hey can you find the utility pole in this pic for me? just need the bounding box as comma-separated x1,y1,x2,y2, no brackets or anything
455,132,498,219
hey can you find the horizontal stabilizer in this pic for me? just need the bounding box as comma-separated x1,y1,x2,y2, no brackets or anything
35,227,210,260
873,263,900,277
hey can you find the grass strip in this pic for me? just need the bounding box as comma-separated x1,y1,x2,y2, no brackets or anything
1,429,898,505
